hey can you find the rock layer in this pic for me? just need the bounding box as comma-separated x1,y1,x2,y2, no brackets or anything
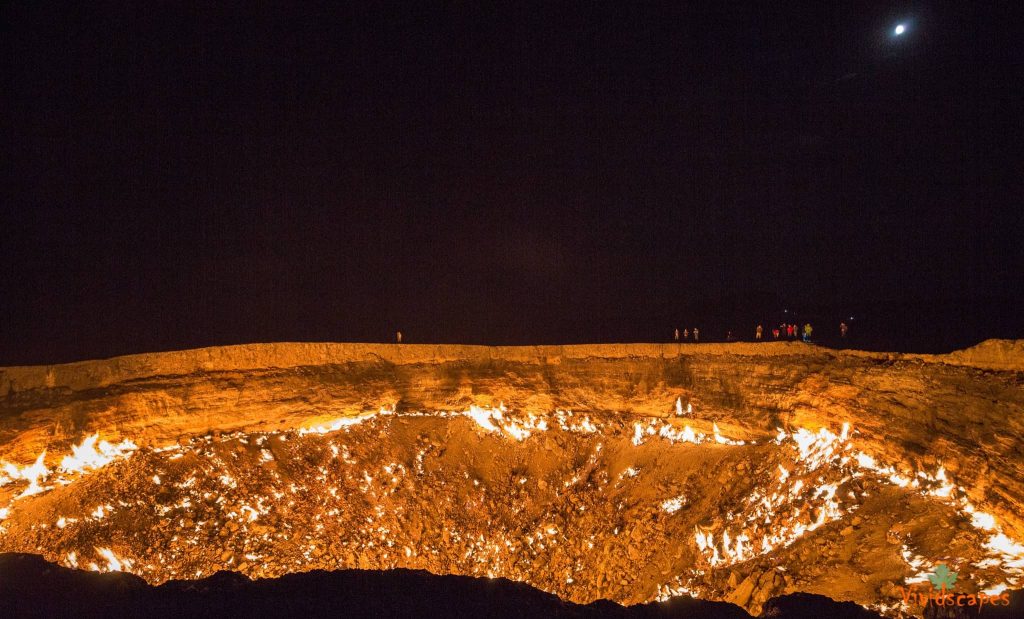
2,341,1022,536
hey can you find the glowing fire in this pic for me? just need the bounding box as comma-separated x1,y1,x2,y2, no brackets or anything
59,434,137,474
0,434,138,516
462,405,548,440
121,404,1023,607
691,424,853,567
688,416,1024,597
298,407,391,435
712,423,743,445
661,496,686,513
2,401,1023,614
2,452,51,498
91,547,132,572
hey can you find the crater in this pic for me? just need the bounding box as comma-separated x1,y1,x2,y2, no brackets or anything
2,341,1023,616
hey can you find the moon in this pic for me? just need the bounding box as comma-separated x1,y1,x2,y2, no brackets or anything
894,24,906,35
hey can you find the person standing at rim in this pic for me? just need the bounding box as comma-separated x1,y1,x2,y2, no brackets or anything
693,327,700,341
802,323,813,342
683,328,689,340
674,328,680,342
840,321,849,338
755,324,763,340
396,331,403,344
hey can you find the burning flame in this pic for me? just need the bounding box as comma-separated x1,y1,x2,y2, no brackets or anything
92,547,131,572
4,452,50,498
1,402,1021,609
692,423,855,567
463,405,548,441
686,418,1024,601
661,496,686,513
59,434,137,474
713,423,743,445
0,433,139,528
299,407,393,435
554,410,598,433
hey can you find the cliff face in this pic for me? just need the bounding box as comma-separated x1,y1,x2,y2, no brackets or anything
3,341,1022,535
0,341,1022,615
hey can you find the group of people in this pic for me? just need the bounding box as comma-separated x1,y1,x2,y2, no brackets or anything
673,328,700,341
675,321,850,343
758,323,811,341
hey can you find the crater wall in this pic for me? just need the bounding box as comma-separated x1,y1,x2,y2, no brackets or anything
2,340,1022,537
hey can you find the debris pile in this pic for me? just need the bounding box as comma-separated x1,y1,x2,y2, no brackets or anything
1,406,1021,617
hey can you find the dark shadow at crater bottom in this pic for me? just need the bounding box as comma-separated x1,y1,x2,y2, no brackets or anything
0,552,930,619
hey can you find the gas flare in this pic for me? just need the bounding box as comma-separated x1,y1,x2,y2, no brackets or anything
2,403,1022,617
59,434,138,474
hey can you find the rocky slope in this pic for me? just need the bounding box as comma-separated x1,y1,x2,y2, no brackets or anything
1,340,1022,616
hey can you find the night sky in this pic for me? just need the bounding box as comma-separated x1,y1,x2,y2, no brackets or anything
2,2,1022,364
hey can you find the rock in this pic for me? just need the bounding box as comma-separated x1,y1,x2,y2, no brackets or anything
746,570,787,613
840,526,854,536
762,592,887,619
724,572,758,607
